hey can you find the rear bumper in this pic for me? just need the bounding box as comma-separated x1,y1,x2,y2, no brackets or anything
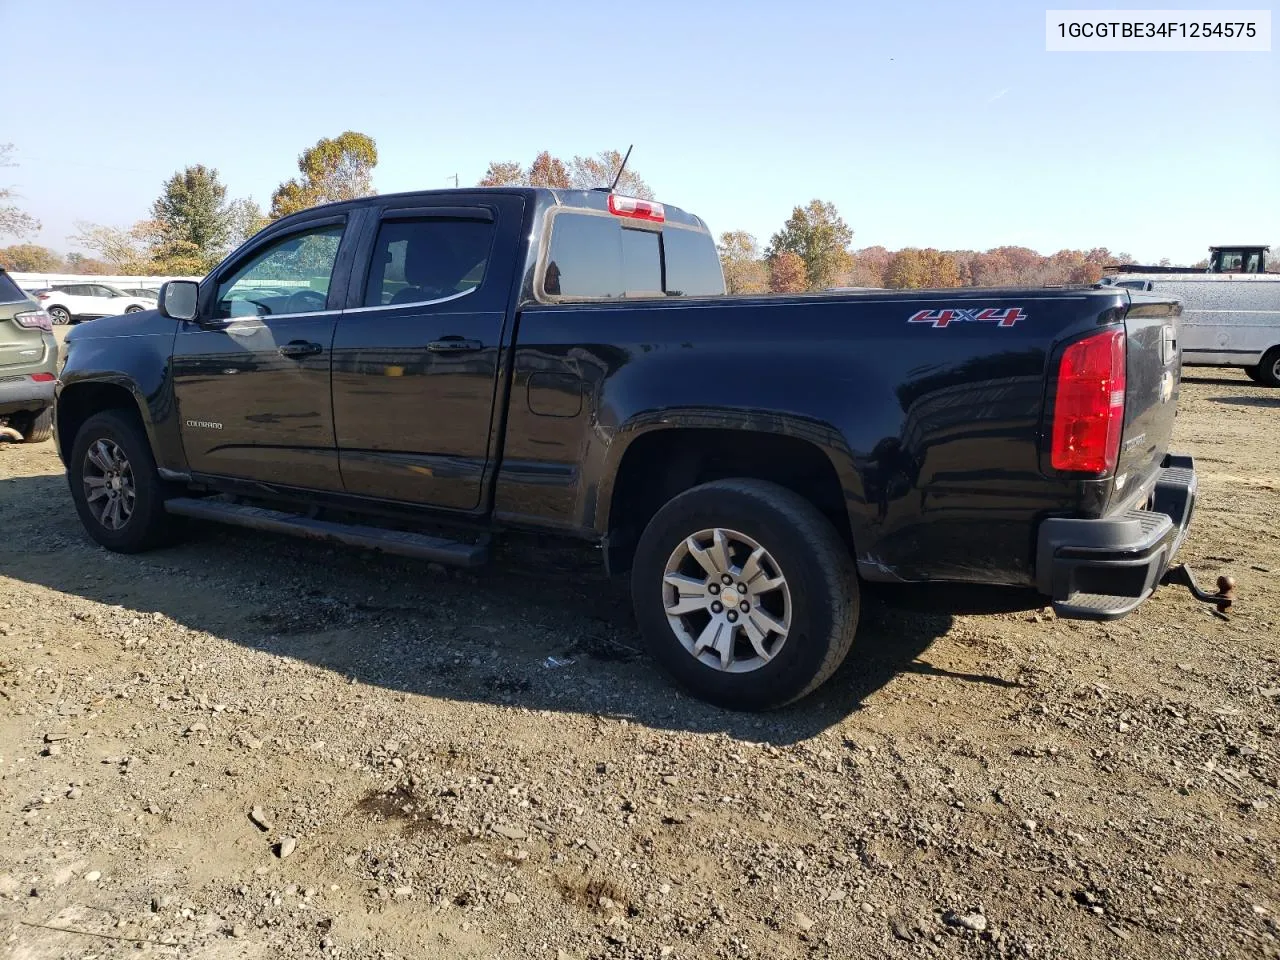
0,375,55,417
1036,454,1196,620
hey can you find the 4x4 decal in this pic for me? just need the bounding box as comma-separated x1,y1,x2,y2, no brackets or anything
909,307,1026,328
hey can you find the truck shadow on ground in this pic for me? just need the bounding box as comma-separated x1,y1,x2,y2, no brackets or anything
1181,373,1256,387
1211,395,1280,409
0,470,1032,745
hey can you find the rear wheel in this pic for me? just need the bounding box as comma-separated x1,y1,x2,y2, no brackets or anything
68,410,183,553
630,478,859,711
125,305,143,314
47,306,70,325
1254,348,1280,388
11,408,53,443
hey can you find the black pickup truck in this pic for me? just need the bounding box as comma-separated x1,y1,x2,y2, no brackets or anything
55,187,1199,710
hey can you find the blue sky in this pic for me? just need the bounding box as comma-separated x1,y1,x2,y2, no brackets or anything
2,0,1275,264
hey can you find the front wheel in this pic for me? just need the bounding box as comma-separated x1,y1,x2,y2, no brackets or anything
1254,348,1280,388
68,410,183,553
630,478,860,711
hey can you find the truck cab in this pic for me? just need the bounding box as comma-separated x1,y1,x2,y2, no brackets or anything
1208,245,1269,274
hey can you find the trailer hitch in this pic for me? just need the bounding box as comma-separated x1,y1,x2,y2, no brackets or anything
1161,564,1236,616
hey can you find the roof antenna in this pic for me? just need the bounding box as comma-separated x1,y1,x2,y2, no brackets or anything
608,145,634,193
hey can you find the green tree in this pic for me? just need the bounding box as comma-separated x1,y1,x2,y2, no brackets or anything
226,197,270,250
151,164,232,272
0,144,39,239
767,200,853,291
768,251,808,293
717,230,768,294
271,131,378,219
0,243,62,272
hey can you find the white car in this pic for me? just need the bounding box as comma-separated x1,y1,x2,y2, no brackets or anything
32,282,158,325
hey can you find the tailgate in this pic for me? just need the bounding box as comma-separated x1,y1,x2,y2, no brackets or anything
1113,292,1182,506
0,303,52,373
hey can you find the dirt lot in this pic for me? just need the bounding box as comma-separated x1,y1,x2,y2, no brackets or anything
1,369,1277,960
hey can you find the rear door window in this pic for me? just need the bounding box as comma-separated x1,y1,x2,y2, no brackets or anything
364,217,495,308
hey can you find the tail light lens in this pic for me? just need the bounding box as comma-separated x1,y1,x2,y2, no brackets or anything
35,292,50,300
1051,328,1126,474
30,372,55,382
14,310,53,332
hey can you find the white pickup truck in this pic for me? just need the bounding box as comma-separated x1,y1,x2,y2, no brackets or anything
1101,245,1280,386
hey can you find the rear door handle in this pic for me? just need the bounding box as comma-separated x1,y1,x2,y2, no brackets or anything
426,337,483,353
278,340,323,358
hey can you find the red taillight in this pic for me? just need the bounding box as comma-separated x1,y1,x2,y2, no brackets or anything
607,194,665,223
35,292,50,300
14,310,53,333
1051,328,1126,474
30,373,55,382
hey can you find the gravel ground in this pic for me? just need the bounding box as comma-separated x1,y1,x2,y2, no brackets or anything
1,368,1277,960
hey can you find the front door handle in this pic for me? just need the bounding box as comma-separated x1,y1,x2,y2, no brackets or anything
279,340,322,358
426,337,483,353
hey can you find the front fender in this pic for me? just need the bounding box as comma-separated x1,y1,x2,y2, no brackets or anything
56,316,183,472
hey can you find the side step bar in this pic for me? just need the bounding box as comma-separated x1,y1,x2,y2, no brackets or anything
164,497,489,567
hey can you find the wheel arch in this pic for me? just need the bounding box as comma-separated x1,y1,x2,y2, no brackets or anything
56,380,153,467
598,417,865,578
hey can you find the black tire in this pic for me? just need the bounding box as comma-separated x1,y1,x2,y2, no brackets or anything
1244,365,1263,384
630,478,860,711
68,409,183,553
47,306,71,325
125,305,143,314
1255,348,1280,388
16,408,53,443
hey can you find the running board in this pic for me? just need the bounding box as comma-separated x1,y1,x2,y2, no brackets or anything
163,497,489,567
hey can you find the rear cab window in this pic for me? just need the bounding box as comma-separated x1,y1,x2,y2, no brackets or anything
540,209,724,301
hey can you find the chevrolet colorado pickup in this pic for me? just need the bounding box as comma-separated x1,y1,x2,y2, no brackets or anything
54,187,1199,710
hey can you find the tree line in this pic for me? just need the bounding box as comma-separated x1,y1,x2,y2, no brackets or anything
719,199,1149,292
2,140,1271,285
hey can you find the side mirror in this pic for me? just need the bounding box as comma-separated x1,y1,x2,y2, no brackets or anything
159,280,199,322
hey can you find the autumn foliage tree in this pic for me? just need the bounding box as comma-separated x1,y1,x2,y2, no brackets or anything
767,200,853,291
884,248,962,289
478,149,652,197
717,231,768,294
0,243,63,272
271,131,378,219
768,252,808,293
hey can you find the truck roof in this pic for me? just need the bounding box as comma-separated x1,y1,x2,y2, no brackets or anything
271,186,713,233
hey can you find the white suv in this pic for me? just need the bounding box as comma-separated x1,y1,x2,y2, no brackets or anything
33,282,158,325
